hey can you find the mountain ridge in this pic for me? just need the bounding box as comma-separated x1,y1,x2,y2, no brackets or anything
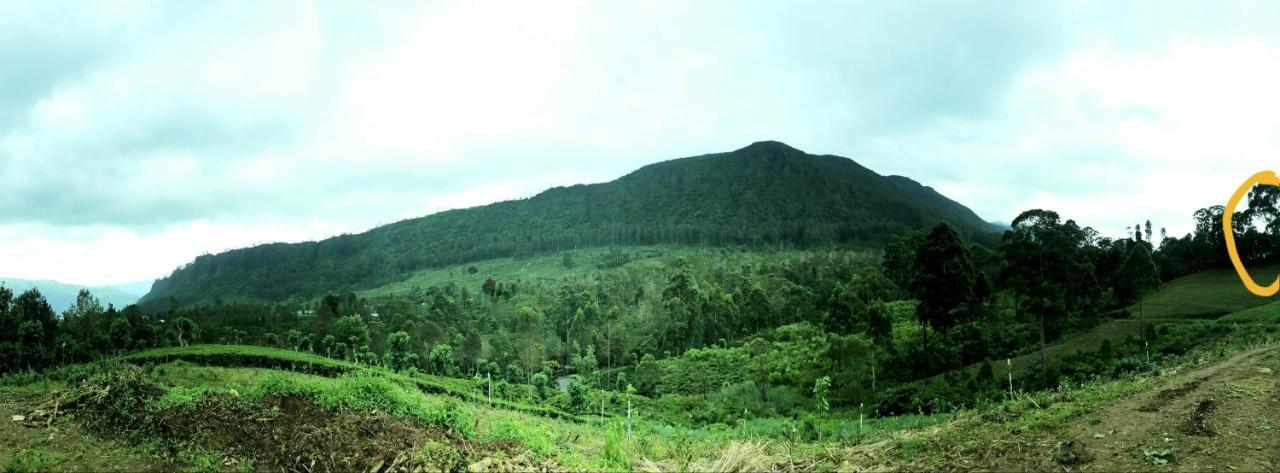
0,277,146,312
140,141,998,309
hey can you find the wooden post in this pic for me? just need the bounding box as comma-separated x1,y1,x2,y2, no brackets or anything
626,396,632,438
1006,358,1013,400
858,403,864,440
487,373,492,404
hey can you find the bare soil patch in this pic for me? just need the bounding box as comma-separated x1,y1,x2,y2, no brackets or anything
20,367,556,472
1066,345,1280,471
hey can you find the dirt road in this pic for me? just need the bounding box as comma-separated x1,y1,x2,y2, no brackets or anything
1063,344,1280,471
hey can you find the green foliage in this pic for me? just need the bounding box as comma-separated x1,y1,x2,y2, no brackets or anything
428,344,457,376
483,419,556,457
246,372,474,435
383,331,418,372
603,421,629,468
415,440,462,471
140,141,997,309
813,376,831,412
3,449,48,473
566,375,588,411
910,223,985,337
632,354,661,396
150,385,209,411
505,363,523,383
331,315,370,360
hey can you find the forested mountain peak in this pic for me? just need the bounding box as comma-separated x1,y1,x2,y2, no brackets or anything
140,142,996,309
735,139,804,155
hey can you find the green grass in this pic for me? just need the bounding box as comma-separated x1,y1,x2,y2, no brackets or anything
8,333,1273,471
883,332,1280,470
119,344,580,421
1217,299,1280,322
245,371,475,434
1132,264,1280,319
2,355,936,471
2,449,49,473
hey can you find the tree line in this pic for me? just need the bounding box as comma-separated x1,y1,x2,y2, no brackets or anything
5,191,1276,419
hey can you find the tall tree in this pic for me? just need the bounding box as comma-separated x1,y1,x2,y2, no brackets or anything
999,209,1100,379
1120,242,1161,317
909,223,981,345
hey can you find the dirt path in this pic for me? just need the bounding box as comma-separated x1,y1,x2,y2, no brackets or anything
1062,344,1280,471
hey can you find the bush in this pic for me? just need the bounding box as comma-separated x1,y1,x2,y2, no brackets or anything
604,421,629,468
484,419,555,457
416,440,462,471
247,372,474,436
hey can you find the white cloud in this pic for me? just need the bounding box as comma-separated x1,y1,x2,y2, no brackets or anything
855,39,1280,239
6,1,1280,284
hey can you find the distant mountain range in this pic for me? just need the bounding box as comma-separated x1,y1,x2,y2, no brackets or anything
141,141,999,309
0,277,151,312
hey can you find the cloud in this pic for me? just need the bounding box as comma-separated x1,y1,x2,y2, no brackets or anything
4,1,1280,283
857,37,1280,238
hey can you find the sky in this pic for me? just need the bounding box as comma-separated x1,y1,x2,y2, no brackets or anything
5,0,1280,286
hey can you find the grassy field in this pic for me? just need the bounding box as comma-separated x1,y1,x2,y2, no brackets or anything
3,326,1277,471
0,345,945,472
1131,264,1280,319
1024,264,1280,376
908,265,1280,387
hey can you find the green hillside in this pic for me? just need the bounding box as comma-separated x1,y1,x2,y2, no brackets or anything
1130,264,1280,319
139,141,996,309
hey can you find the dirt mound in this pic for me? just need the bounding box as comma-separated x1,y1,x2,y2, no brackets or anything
1052,440,1093,466
158,394,460,472
63,364,166,437
54,365,543,472
1178,398,1217,436
1137,376,1205,412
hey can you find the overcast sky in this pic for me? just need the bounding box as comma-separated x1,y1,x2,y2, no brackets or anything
5,1,1280,285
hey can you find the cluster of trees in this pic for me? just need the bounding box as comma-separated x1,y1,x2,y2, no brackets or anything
0,287,197,372
1157,197,1280,281
14,187,1280,420
881,211,1163,376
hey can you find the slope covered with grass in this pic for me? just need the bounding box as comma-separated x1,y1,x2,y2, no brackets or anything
0,346,948,471
1131,264,1280,320
4,316,1276,471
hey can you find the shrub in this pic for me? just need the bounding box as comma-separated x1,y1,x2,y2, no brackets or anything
604,421,629,468
484,419,555,457
416,440,461,471
246,372,474,436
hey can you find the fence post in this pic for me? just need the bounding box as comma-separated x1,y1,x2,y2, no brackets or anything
858,403,864,440
1006,358,1013,400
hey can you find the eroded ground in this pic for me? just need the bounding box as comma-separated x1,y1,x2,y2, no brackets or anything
1061,345,1280,471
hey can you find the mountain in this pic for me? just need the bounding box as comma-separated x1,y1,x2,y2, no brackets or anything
0,278,147,312
140,141,997,309
107,280,156,298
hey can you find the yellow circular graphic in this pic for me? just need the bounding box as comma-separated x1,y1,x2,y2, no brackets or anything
1224,170,1280,297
